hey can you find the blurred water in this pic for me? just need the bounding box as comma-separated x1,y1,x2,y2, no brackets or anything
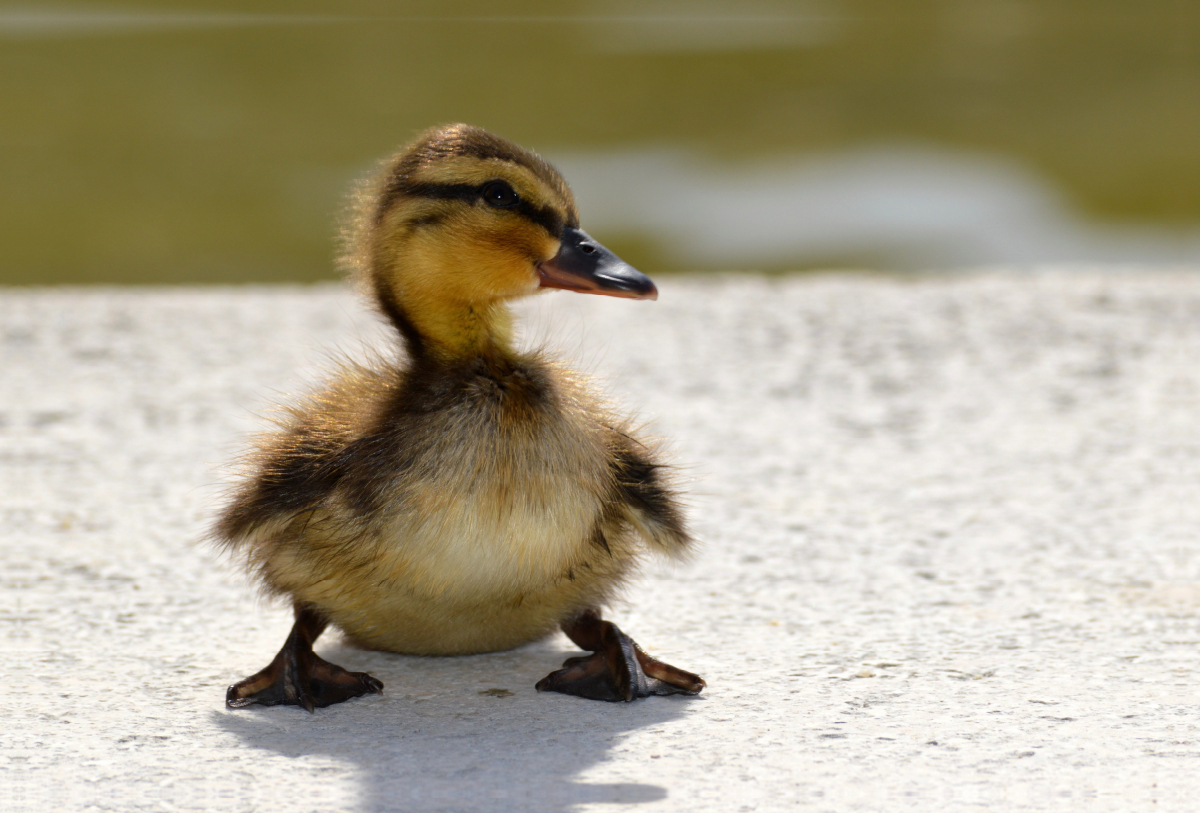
1,0,1197,283
556,146,1200,271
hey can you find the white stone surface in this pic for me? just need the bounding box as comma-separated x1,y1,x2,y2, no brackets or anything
2,271,1196,812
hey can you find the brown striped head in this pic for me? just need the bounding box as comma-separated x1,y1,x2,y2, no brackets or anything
346,124,656,358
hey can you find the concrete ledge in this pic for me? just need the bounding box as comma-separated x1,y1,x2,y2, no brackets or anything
2,271,1196,812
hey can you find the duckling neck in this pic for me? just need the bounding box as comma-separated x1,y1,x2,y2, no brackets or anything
392,293,517,362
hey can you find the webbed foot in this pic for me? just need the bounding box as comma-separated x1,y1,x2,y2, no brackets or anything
226,606,383,712
535,610,704,702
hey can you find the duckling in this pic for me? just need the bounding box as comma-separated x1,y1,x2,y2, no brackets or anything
216,124,704,710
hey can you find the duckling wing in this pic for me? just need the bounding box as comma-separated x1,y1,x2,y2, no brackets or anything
212,362,397,559
607,431,693,559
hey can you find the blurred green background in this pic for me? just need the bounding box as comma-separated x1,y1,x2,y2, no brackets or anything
2,0,1198,284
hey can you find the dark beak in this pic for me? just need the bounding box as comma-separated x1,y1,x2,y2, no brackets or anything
537,227,657,300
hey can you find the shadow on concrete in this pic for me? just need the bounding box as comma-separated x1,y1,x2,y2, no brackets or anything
215,636,698,812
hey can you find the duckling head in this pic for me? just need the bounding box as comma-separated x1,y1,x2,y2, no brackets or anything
345,124,656,361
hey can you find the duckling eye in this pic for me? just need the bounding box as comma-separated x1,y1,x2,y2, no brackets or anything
481,181,519,208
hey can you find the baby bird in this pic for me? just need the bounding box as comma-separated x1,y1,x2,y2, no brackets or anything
216,124,704,710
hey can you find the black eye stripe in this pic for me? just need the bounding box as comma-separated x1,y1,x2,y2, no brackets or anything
516,200,564,238
401,181,564,237
403,182,479,203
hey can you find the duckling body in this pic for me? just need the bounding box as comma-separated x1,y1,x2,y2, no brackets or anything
223,354,654,656
217,124,702,708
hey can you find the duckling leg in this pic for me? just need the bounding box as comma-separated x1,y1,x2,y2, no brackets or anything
225,606,383,712
535,609,705,702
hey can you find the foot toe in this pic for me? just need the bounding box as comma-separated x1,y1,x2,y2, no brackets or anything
536,654,628,702
537,627,702,702
226,657,383,711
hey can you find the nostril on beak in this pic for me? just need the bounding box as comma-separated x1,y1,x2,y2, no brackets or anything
580,244,596,254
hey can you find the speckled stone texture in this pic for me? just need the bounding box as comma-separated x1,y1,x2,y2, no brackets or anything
2,271,1196,812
